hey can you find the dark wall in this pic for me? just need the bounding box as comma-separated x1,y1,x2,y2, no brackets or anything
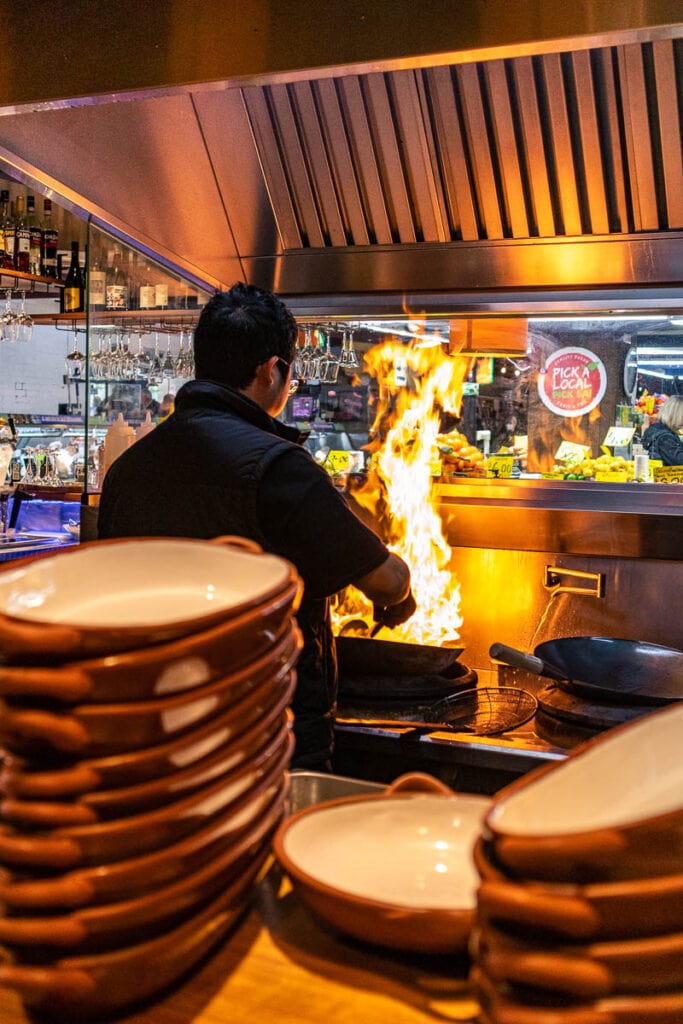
1,0,680,108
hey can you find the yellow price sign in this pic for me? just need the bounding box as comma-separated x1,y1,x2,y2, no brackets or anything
653,465,683,483
323,450,351,476
486,455,514,478
595,471,628,483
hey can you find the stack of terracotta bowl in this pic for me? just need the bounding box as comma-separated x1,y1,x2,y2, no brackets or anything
0,536,302,1019
470,702,683,1024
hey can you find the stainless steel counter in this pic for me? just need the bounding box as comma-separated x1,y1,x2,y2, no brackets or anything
436,477,683,560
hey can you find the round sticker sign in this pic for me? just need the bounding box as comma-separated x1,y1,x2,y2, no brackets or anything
537,347,607,417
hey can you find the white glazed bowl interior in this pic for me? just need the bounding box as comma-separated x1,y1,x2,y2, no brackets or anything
282,793,490,909
487,704,683,837
0,539,291,627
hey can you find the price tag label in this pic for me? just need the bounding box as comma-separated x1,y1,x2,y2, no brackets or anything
486,455,514,478
324,451,351,475
554,441,590,465
602,425,635,448
653,465,683,483
595,471,629,482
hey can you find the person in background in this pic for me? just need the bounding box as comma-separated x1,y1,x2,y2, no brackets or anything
141,388,160,417
98,283,415,770
642,395,683,466
158,393,175,419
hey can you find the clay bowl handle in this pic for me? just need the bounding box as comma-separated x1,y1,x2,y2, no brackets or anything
386,772,454,796
0,615,82,661
477,879,601,940
0,666,91,702
490,828,627,878
0,963,94,1005
209,535,263,554
0,704,90,753
480,947,614,1000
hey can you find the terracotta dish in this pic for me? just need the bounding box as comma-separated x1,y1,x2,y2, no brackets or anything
0,769,289,911
483,704,683,881
274,772,490,954
473,966,683,1024
473,919,683,998
0,791,285,952
0,677,295,798
0,535,298,661
474,836,683,941
0,728,294,869
0,574,300,700
0,853,269,1019
0,696,293,827
0,622,301,757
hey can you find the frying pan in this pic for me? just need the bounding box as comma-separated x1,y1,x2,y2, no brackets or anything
489,637,683,705
335,634,464,678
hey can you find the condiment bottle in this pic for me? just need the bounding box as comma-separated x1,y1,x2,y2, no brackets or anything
135,411,156,441
103,413,134,474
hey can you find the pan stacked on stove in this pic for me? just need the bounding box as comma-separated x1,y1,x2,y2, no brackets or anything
0,537,302,1020
490,637,683,748
468,703,683,1024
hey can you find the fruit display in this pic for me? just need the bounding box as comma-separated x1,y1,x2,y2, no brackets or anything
636,390,666,417
437,430,486,474
553,453,633,480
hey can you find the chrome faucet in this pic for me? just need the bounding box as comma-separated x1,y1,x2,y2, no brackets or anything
544,565,606,599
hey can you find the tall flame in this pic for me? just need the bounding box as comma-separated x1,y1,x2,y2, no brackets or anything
333,336,472,647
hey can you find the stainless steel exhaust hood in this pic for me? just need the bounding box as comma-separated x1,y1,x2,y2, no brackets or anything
0,6,680,316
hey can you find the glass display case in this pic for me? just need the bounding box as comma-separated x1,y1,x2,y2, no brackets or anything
289,313,683,487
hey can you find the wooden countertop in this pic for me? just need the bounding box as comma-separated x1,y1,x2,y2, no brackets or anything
0,865,479,1024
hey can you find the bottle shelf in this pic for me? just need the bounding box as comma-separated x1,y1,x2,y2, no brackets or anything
31,308,202,327
0,268,63,294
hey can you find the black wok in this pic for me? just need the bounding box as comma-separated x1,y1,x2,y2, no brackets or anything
335,634,464,679
489,637,683,705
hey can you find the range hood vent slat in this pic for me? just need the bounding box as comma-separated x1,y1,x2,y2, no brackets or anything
243,38,680,255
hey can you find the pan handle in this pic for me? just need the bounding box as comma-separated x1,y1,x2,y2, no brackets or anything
489,643,566,682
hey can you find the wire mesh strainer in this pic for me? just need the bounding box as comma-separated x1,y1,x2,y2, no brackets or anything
424,687,538,735
337,687,538,736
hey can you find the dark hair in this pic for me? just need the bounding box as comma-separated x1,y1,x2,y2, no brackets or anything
193,283,297,389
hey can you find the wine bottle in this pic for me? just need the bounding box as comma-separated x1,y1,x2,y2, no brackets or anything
13,195,30,273
154,279,168,310
40,199,59,278
88,253,106,310
61,241,85,313
139,263,155,309
0,190,9,268
26,195,42,275
105,247,129,310
4,197,17,271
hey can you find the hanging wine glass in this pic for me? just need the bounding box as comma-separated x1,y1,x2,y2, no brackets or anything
162,333,175,377
319,330,340,383
0,289,19,343
90,330,106,380
343,328,359,369
65,333,87,379
133,331,151,378
16,291,33,343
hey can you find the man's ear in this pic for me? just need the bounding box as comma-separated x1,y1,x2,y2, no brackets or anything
255,355,279,387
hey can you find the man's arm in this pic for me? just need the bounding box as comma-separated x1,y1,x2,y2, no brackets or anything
353,552,410,607
353,552,417,629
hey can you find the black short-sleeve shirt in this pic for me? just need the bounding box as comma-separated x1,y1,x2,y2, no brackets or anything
257,446,389,598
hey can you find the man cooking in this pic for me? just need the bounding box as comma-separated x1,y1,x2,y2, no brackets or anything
98,282,415,769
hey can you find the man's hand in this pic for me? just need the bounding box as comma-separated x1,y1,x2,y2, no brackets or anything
372,590,417,632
